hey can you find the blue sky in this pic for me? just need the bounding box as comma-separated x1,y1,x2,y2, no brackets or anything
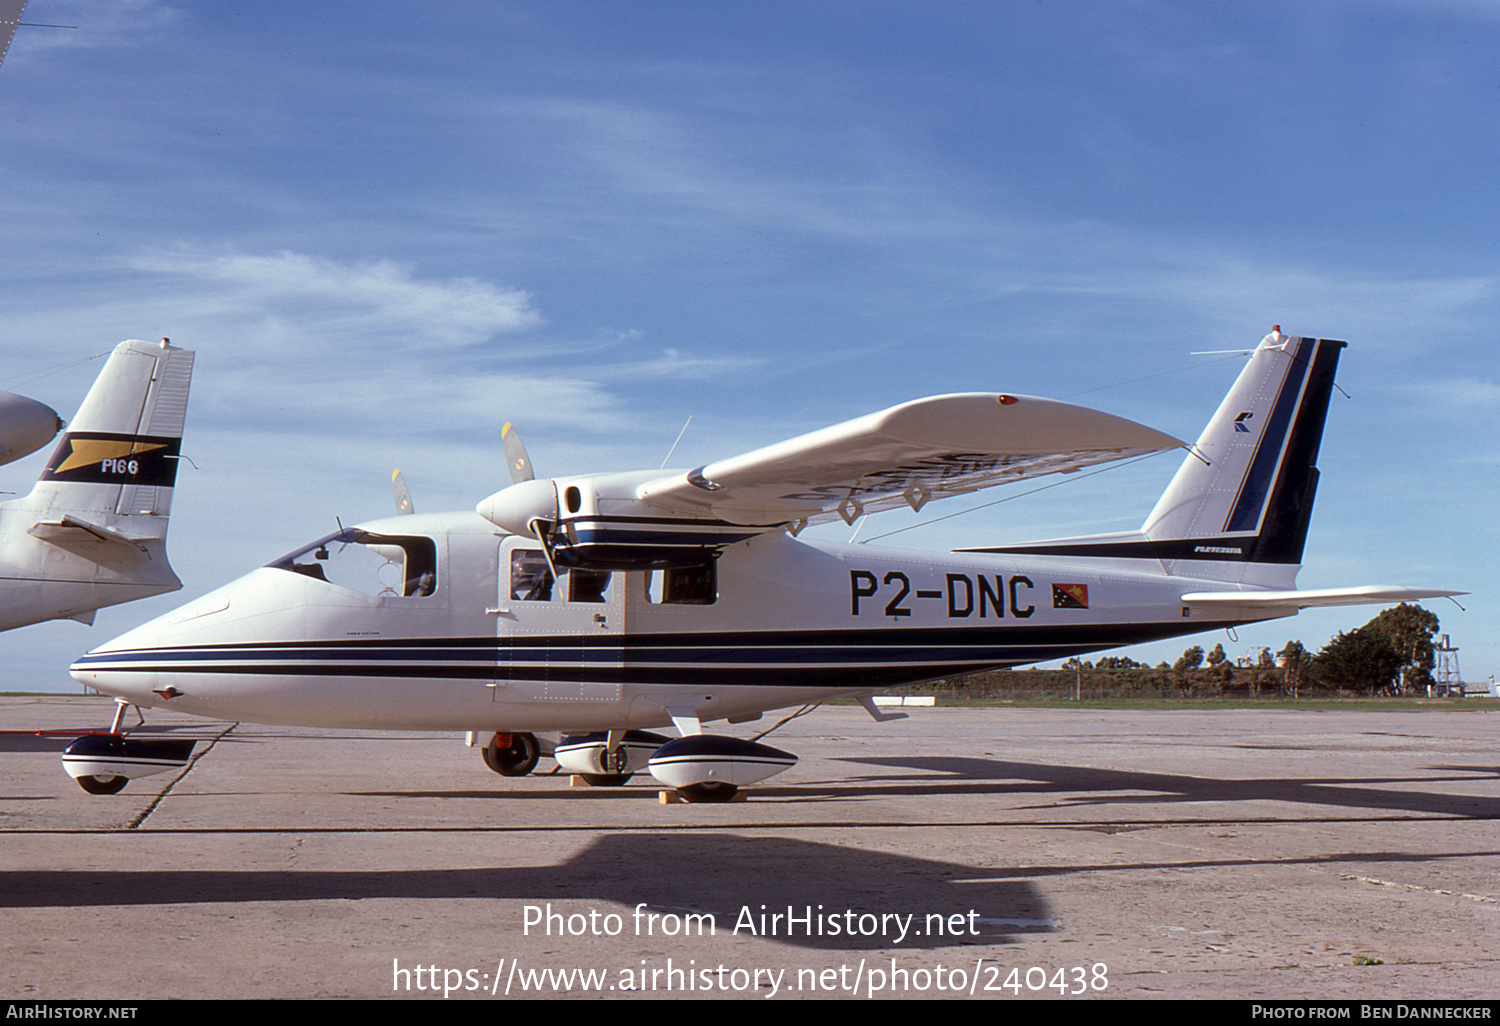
0,0,1495,691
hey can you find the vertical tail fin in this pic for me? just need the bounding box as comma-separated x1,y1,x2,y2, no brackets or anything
27,338,196,538
1140,330,1344,566
970,329,1345,585
0,339,196,629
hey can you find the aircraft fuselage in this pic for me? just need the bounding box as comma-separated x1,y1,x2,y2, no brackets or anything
71,510,1246,732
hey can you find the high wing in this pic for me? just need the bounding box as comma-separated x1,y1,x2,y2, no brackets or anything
634,393,1184,527
478,391,1185,570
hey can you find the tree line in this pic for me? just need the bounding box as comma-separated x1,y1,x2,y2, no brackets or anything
933,603,1451,699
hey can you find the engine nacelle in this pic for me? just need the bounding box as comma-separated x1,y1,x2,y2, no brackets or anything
477,471,767,571
0,391,63,467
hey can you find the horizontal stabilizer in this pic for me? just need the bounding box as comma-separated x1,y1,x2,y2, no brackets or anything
1181,585,1464,613
29,515,151,553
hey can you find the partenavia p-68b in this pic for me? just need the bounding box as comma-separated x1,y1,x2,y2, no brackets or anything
66,330,1459,799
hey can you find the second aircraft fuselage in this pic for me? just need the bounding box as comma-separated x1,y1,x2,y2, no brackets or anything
70,511,1250,732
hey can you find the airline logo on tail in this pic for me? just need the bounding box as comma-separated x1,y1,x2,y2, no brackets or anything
41,432,183,487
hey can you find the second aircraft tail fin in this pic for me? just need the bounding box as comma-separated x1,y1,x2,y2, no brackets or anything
26,338,195,537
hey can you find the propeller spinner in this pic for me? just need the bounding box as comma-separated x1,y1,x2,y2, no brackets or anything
481,422,557,538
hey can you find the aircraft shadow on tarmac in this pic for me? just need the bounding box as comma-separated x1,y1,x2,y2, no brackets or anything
828,755,1500,819
0,832,1051,950
0,724,213,754
311,750,1498,821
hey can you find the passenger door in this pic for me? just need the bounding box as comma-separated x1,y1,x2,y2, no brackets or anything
493,538,624,702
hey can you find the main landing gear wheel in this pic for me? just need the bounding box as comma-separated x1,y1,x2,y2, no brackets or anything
678,781,738,803
482,732,540,777
75,774,127,795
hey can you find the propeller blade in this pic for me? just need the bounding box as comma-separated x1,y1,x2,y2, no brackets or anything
501,421,535,483
392,468,414,515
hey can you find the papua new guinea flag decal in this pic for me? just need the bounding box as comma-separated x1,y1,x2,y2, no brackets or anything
1052,583,1089,609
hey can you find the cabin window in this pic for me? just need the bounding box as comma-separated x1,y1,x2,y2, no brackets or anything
269,529,437,598
569,569,612,603
508,549,612,603
509,549,553,601
644,563,717,605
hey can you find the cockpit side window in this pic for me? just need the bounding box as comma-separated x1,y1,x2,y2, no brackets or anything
269,530,438,598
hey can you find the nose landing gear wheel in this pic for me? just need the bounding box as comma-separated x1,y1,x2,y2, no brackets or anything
75,774,127,795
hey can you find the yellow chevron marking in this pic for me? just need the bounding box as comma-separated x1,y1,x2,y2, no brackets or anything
55,438,167,474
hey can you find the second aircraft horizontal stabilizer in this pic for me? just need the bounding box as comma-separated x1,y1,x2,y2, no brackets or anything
29,515,152,552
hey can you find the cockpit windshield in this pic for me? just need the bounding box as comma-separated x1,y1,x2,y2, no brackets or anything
268,529,437,598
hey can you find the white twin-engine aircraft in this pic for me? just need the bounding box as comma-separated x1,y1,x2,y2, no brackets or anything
66,330,1458,800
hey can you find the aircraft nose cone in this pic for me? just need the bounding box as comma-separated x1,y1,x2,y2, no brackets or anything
70,640,159,705
70,577,248,710
70,596,195,705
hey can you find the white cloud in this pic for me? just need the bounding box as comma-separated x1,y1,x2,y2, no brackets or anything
1412,377,1500,409
127,248,544,352
598,346,764,382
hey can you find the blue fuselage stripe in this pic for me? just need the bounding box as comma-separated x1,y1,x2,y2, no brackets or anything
72,621,1242,688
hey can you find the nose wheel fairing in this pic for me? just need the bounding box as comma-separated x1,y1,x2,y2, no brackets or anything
62,733,197,793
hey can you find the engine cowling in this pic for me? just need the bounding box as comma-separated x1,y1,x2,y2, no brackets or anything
476,471,769,571
0,392,63,467
475,478,558,539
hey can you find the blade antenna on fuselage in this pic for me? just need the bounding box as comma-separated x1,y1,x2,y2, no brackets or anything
661,415,693,469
